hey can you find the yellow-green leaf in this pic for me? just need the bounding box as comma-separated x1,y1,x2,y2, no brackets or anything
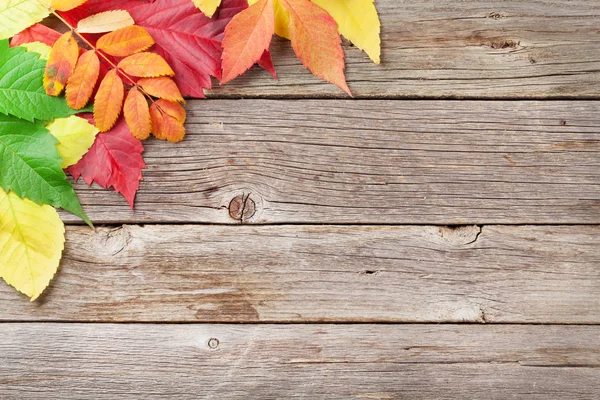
46,115,99,168
192,0,222,17
311,0,380,64
22,41,52,60
0,0,51,40
0,188,65,301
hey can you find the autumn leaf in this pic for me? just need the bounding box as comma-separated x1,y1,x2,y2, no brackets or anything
94,69,125,132
0,40,82,122
0,113,91,225
279,0,350,95
221,0,274,84
66,49,100,110
23,42,52,60
69,117,146,208
311,0,380,64
150,99,186,143
96,25,155,57
257,50,277,79
124,86,152,140
118,52,175,77
193,0,222,17
0,0,50,40
51,0,89,12
10,23,61,47
138,77,184,103
0,188,65,301
47,115,99,168
61,0,247,98
44,31,80,96
248,0,290,38
76,10,135,33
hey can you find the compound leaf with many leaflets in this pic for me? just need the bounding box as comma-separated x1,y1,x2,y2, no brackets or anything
0,188,65,301
0,113,91,226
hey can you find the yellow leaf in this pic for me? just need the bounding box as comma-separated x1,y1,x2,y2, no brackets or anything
50,0,88,12
311,0,380,64
22,41,52,60
46,115,99,168
192,0,222,17
248,0,290,39
0,188,65,301
76,10,135,34
0,0,50,40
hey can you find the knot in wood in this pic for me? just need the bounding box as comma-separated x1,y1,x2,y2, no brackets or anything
228,194,256,222
207,338,219,350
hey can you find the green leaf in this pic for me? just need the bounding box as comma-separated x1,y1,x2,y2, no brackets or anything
0,113,91,226
0,39,81,122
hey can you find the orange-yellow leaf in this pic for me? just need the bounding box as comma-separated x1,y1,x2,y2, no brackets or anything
96,25,155,58
221,0,274,84
44,31,80,96
279,0,350,95
124,86,151,140
137,77,184,103
150,99,186,143
51,0,88,12
65,50,100,110
117,52,175,78
94,69,125,132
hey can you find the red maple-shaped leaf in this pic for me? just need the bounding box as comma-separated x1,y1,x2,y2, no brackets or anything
62,0,247,98
68,116,146,208
10,24,62,47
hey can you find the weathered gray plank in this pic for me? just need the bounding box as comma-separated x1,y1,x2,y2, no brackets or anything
206,0,600,98
62,100,600,224
1,225,598,323
1,324,598,399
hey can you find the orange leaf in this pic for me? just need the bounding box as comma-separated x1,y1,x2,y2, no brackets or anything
94,69,125,132
124,86,152,140
279,0,350,95
221,0,274,84
117,52,175,78
65,50,100,110
44,31,80,96
96,25,155,58
150,99,186,143
51,0,88,12
137,77,184,103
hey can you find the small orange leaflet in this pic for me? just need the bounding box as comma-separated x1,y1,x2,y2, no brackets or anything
118,52,175,78
44,31,80,96
124,86,152,140
150,99,186,143
96,25,155,58
138,77,184,103
66,50,100,110
94,69,125,132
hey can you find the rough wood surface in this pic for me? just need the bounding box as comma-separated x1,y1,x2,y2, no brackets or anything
205,0,600,99
1,324,598,399
61,100,600,225
1,225,598,323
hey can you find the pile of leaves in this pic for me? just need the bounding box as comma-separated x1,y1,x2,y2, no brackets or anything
0,0,381,300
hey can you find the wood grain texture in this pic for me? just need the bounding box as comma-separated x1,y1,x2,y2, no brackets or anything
1,324,598,399
61,100,600,224
206,0,600,98
1,225,598,323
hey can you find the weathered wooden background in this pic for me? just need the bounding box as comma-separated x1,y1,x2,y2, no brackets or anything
1,0,600,398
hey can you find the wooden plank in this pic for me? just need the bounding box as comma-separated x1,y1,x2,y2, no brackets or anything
205,0,600,99
1,324,598,399
1,225,598,323
62,100,600,224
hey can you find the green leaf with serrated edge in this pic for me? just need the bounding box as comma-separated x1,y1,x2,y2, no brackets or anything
0,40,81,122
0,113,92,226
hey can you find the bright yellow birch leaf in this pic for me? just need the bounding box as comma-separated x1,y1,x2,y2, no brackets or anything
0,188,65,301
76,10,135,34
248,0,291,39
0,0,51,40
46,115,99,168
192,0,222,17
23,41,52,60
311,0,380,64
50,0,88,12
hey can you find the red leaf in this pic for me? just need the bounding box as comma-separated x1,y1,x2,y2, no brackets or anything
10,24,62,47
61,0,247,98
257,49,277,79
68,117,146,209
